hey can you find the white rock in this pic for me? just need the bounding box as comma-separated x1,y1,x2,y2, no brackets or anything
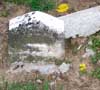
59,63,70,74
58,6,100,38
82,48,95,58
8,62,60,75
7,62,71,75
36,79,42,84
49,81,55,86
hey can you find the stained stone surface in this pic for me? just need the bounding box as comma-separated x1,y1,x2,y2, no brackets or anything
59,6,100,38
7,61,70,75
9,11,64,62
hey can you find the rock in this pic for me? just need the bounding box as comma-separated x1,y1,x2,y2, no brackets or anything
7,62,70,75
36,79,42,84
59,63,70,74
50,81,55,86
7,62,59,75
9,11,64,61
58,6,100,38
11,61,24,70
49,81,56,90
82,48,95,58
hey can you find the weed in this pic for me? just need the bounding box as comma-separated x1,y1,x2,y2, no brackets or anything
4,0,27,5
89,36,100,51
0,10,9,17
43,81,49,90
88,36,100,79
91,52,100,64
91,68,100,79
8,82,36,90
88,36,100,64
0,77,65,90
30,0,56,11
5,0,56,11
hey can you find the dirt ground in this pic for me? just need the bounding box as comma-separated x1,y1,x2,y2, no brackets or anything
0,0,100,90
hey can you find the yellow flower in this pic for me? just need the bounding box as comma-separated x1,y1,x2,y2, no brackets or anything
79,64,86,72
56,3,69,13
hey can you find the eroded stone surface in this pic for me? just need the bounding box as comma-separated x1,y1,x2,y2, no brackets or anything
9,11,64,62
7,61,70,75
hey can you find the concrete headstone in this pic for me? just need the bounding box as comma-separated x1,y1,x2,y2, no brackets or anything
9,11,64,62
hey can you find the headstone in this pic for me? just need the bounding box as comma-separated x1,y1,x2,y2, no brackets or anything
9,11,64,62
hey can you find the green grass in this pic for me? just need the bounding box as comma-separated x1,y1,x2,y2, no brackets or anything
91,52,100,64
0,10,9,17
88,36,100,79
8,82,38,90
30,0,56,11
89,36,100,51
88,36,100,64
43,81,49,90
0,81,50,90
5,0,56,11
91,68,100,79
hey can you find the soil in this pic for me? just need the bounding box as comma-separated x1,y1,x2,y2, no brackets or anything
0,0,100,90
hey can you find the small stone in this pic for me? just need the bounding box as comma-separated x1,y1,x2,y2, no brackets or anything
82,48,95,58
49,81,56,90
59,63,70,74
49,81,55,86
36,79,42,84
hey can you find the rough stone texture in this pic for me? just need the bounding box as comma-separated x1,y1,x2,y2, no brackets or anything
59,6,100,38
9,11,64,62
7,61,70,75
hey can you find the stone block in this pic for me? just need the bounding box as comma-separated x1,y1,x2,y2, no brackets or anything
9,11,64,62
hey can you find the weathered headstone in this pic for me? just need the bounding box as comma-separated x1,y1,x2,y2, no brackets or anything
9,11,64,62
